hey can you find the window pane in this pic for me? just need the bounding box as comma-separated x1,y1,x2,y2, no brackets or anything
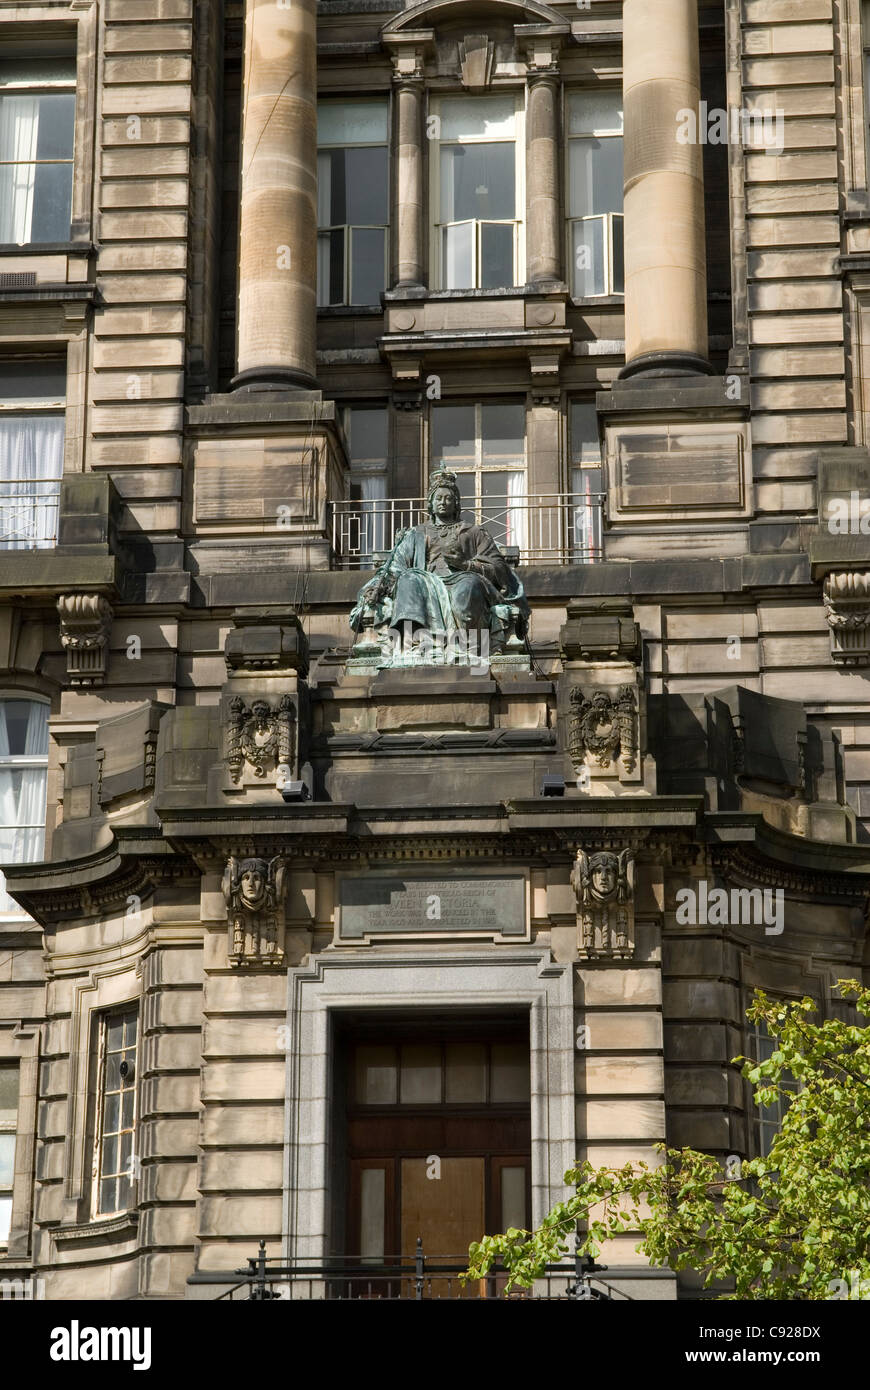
445,1043,486,1103
0,1065,18,1124
0,60,76,88
567,91,624,136
360,1167,386,1262
572,466,603,559
34,92,75,160
0,698,49,756
103,1092,119,1134
0,1133,15,1187
439,95,515,141
570,403,601,466
121,1089,135,1130
350,226,386,305
491,1043,530,1102
569,137,623,219
431,405,476,465
347,408,388,464
480,220,513,288
318,99,388,147
100,1177,115,1214
106,1016,124,1051
317,227,345,306
0,1196,11,1243
399,1044,441,1103
345,145,388,226
612,213,624,294
30,160,73,241
500,1166,526,1231
481,404,524,460
442,220,474,290
102,1134,118,1177
0,414,64,549
441,143,515,224
572,216,605,297
355,1045,397,1105
0,361,65,400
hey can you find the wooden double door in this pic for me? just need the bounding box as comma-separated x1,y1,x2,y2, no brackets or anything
342,1024,531,1296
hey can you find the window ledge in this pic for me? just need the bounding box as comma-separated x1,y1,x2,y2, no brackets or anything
0,242,94,257
317,304,384,317
570,294,624,309
385,284,569,302
0,282,96,304
53,1211,139,1245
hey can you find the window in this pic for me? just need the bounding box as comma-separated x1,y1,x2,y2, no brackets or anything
317,100,389,307
433,94,523,290
570,401,604,561
567,91,624,298
94,1008,138,1217
0,698,49,917
431,401,526,550
0,1064,18,1244
341,406,389,561
0,360,65,548
0,58,75,245
747,1014,800,1158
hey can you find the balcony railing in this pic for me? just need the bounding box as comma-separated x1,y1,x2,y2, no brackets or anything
188,1238,633,1302
0,487,60,549
328,493,605,568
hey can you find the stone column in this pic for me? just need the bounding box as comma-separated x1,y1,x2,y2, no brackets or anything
395,77,425,289
525,73,561,285
620,0,710,377
233,0,317,391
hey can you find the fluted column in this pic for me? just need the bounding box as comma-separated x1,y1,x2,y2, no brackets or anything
620,0,710,376
525,72,561,285
233,0,317,391
395,77,425,288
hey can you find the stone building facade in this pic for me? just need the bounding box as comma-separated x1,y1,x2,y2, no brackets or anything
0,0,868,1301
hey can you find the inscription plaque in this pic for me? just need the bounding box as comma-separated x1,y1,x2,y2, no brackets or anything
337,874,527,940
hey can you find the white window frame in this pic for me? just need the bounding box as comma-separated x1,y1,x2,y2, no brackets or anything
317,99,390,307
566,90,624,299
340,403,390,560
0,57,77,246
0,1062,18,1248
746,1011,801,1160
429,92,525,291
429,400,527,509
0,360,65,549
91,1005,139,1221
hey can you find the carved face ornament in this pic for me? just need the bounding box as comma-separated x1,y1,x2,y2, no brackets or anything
238,861,267,911
589,854,619,900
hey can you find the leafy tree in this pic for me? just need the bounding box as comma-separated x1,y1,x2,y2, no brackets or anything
466,981,870,1298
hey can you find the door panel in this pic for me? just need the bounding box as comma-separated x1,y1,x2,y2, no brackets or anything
401,1156,485,1298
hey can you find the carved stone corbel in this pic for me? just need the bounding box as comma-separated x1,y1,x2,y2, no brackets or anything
570,847,635,959
221,854,288,967
459,34,494,89
57,593,113,687
823,570,870,665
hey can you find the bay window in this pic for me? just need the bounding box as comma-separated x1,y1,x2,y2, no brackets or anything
0,697,49,918
432,95,523,290
0,360,65,549
430,401,527,551
0,58,75,245
567,91,624,298
317,100,389,307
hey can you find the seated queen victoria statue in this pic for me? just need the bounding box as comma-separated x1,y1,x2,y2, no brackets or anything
350,469,529,667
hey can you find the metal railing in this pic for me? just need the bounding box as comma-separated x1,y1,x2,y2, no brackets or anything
328,493,605,568
188,1237,627,1302
0,488,59,549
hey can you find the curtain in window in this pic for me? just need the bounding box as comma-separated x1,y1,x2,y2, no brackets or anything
0,700,48,913
0,414,64,547
0,96,39,244
359,473,388,557
506,468,527,553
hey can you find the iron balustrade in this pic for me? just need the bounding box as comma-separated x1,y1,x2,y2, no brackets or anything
328,493,605,568
0,487,60,548
186,1237,639,1301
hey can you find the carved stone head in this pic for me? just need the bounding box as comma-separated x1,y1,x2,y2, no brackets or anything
237,857,268,911
589,852,619,900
